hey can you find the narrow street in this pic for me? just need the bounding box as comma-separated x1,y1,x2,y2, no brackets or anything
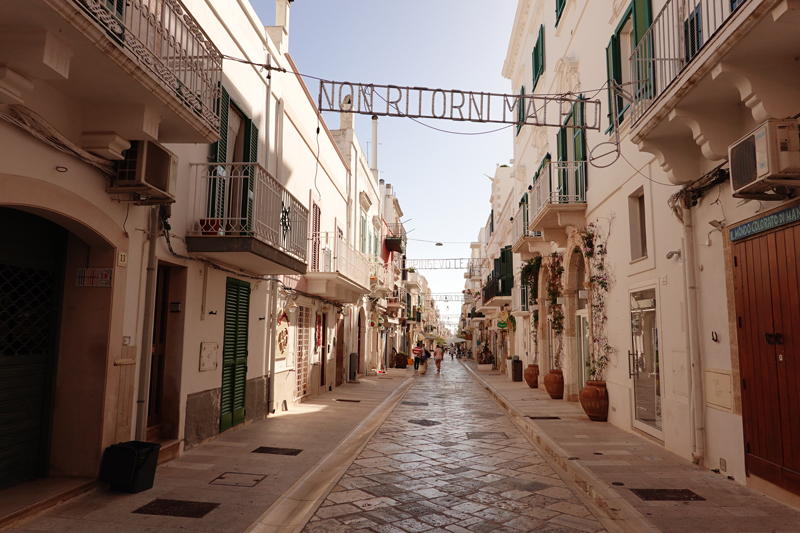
287,359,607,533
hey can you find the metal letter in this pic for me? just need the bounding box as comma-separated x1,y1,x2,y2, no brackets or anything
450,90,465,120
432,89,447,118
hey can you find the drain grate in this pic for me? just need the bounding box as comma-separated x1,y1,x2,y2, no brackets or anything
630,489,706,501
527,416,561,420
133,499,219,518
334,399,361,402
401,401,429,406
209,472,265,487
252,446,302,456
407,419,441,427
466,432,508,440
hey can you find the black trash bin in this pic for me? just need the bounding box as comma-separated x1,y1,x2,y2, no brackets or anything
99,441,161,493
512,359,523,382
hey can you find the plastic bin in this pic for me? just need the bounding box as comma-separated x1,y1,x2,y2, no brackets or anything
99,441,161,493
512,359,523,382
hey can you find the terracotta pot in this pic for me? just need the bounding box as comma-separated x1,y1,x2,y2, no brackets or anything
200,218,222,236
523,364,539,388
579,380,609,421
543,369,564,399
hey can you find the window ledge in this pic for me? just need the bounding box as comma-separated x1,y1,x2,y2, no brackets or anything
629,255,648,265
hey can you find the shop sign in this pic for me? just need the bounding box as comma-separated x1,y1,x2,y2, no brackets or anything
730,204,800,241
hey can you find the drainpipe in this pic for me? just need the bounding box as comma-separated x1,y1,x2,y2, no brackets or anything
267,279,278,414
135,206,159,441
682,207,705,464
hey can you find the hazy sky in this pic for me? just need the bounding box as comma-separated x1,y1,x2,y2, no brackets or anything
254,0,518,329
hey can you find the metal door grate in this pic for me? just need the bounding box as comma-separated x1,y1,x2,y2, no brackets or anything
133,499,220,518
630,489,706,501
252,446,303,456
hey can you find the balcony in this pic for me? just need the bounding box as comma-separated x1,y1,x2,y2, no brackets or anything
186,163,307,274
0,0,222,144
387,287,406,310
628,0,800,182
528,160,587,241
407,271,421,291
511,203,548,257
481,273,513,308
385,223,406,253
465,262,482,281
305,232,370,304
370,261,392,296
511,283,530,317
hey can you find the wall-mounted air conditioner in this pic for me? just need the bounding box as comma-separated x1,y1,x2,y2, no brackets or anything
729,120,800,198
107,140,178,204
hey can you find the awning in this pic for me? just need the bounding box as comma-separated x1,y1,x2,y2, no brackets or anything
447,336,468,343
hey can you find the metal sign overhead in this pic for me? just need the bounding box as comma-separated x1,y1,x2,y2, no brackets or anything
319,81,602,130
406,258,489,270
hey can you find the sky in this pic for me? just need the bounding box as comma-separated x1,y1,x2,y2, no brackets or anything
253,0,518,329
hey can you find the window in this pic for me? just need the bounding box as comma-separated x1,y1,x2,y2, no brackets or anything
532,26,544,90
517,86,525,135
556,98,587,200
629,189,648,261
295,306,312,399
606,0,651,129
310,203,321,270
684,3,703,61
555,0,566,26
360,214,367,254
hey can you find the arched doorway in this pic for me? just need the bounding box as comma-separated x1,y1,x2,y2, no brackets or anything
357,310,365,375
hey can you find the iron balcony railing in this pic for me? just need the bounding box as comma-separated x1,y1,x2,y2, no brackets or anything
482,274,512,304
387,287,406,307
386,222,407,242
308,232,370,289
79,0,222,132
512,203,543,245
529,160,587,224
192,163,308,262
370,260,390,287
630,0,747,123
512,283,530,313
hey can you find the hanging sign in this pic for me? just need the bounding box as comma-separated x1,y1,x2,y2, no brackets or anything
319,81,602,130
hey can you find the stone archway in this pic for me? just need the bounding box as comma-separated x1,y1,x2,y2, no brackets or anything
562,233,592,402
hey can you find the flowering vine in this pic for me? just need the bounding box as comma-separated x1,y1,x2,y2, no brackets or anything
547,252,565,368
520,256,542,363
577,216,616,380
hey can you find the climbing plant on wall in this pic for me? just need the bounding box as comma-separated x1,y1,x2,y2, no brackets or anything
547,252,565,368
520,256,543,362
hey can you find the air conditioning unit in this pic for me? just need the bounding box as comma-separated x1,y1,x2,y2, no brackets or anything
107,140,178,204
729,120,800,198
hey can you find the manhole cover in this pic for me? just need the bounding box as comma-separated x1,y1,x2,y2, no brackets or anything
527,416,561,420
402,401,429,406
630,489,706,501
133,499,219,518
209,472,265,487
252,446,302,456
334,399,361,402
466,432,508,440
408,419,441,427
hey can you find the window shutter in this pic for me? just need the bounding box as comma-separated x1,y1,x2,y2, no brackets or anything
361,215,366,253
556,127,568,199
517,86,525,135
537,25,544,82
632,0,652,46
242,119,258,233
556,0,566,25
221,278,249,431
213,85,230,163
606,36,620,129
311,203,321,270
573,99,587,195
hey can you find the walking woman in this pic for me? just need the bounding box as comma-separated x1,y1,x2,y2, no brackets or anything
434,345,444,373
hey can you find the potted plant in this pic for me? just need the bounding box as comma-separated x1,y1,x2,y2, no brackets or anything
543,253,565,399
521,257,542,388
395,351,407,369
576,220,615,421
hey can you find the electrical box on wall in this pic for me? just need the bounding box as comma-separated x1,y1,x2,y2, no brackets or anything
199,342,219,372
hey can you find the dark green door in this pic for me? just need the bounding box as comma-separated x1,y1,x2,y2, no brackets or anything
0,208,66,489
220,278,249,431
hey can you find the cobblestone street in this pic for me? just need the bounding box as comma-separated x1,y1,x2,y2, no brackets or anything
302,360,606,533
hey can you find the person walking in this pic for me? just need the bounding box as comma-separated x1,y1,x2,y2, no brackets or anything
412,342,424,370
434,345,444,373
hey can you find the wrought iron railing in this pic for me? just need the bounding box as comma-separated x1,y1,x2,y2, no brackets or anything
386,222,407,242
307,232,370,289
482,275,512,304
513,283,530,313
512,204,543,246
370,260,390,287
529,160,587,225
78,0,222,133
387,287,406,307
630,0,747,123
192,163,308,262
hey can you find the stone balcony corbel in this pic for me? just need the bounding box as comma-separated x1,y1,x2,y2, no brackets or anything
712,62,800,124
668,106,744,161
0,65,34,105
638,136,702,186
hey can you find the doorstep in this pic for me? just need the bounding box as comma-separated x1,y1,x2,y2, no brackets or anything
155,438,182,465
0,477,96,529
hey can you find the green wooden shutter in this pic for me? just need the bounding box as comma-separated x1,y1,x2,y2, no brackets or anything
532,25,544,89
517,86,525,135
632,0,652,46
555,0,566,25
632,0,653,100
242,120,258,234
573,99,586,196
556,127,567,200
361,215,367,253
221,278,249,432
213,86,230,164
606,36,621,129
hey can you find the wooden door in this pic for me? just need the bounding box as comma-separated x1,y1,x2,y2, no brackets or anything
320,314,327,387
335,319,344,387
733,224,800,495
147,266,170,435
220,278,249,432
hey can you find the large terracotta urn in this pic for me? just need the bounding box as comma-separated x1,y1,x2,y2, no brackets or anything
523,364,539,388
579,380,609,421
543,369,564,399
418,361,428,375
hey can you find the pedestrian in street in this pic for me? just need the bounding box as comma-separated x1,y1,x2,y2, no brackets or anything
450,346,455,361
434,345,444,372
412,342,424,370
